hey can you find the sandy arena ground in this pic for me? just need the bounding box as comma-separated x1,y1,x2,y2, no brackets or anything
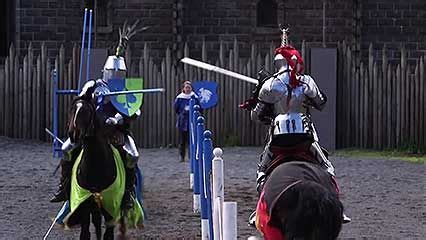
0,137,424,239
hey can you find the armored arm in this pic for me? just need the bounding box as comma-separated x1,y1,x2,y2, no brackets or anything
239,68,272,110
106,109,140,126
250,77,286,124
250,101,275,124
302,75,327,111
105,112,124,125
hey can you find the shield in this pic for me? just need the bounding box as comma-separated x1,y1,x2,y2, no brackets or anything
108,77,144,117
192,81,218,109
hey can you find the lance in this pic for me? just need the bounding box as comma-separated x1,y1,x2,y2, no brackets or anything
43,201,69,240
45,128,64,145
95,88,165,105
180,57,258,85
45,128,64,175
101,88,165,96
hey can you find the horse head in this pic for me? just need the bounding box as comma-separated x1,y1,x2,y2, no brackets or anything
68,98,96,143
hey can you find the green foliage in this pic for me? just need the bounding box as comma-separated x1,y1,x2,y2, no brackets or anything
334,148,426,164
396,140,426,155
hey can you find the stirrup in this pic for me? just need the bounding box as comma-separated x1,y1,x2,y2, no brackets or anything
122,191,134,210
343,213,351,224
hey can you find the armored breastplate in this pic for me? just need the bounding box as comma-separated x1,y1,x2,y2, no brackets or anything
260,73,309,115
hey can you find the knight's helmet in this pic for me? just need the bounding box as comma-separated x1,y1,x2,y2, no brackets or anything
102,20,146,83
274,27,290,72
274,26,305,88
102,56,127,83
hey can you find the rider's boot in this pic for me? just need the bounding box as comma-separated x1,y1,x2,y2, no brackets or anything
248,170,266,228
330,172,351,224
121,135,139,211
50,159,73,202
122,165,136,211
248,211,257,228
248,148,272,227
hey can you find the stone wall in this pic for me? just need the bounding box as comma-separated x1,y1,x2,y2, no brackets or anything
10,0,425,64
360,0,425,63
15,0,175,61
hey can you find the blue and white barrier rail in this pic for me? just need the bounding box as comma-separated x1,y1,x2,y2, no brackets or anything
188,100,237,240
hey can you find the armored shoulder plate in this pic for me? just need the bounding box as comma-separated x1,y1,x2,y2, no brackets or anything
258,73,289,104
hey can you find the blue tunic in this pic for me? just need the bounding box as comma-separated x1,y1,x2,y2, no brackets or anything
174,92,198,131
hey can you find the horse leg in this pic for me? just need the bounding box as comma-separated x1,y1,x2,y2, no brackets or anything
103,210,114,240
91,206,102,240
104,226,114,240
117,217,127,240
80,204,91,240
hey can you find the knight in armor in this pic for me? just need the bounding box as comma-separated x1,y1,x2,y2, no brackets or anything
50,21,144,210
242,28,350,224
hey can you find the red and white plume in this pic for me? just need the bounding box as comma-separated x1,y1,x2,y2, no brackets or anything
275,27,304,88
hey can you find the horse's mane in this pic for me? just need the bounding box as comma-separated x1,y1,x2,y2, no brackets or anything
272,181,343,240
67,97,96,142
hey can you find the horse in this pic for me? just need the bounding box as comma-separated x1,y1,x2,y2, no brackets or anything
255,161,344,240
64,97,130,240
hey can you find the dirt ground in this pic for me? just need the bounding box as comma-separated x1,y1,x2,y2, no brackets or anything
0,136,424,239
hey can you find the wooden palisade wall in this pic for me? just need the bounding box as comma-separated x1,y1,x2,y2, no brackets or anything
0,40,424,149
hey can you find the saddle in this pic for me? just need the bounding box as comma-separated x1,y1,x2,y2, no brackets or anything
265,143,317,176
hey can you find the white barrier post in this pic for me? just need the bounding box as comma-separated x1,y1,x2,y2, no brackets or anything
212,148,224,240
223,201,237,240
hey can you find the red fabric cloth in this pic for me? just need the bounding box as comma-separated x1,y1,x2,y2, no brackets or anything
266,144,316,175
275,45,304,88
256,191,285,240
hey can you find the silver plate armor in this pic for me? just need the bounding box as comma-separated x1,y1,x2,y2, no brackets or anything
252,70,333,176
123,135,139,168
273,113,311,136
102,55,126,83
61,138,79,161
252,72,326,122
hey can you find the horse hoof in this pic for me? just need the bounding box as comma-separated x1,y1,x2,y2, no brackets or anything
117,234,127,240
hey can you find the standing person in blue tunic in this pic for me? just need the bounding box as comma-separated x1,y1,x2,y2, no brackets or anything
174,81,199,162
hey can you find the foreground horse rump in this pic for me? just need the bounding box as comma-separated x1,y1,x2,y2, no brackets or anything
255,161,344,240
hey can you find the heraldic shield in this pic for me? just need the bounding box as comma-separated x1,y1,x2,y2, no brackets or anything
108,78,144,117
192,81,218,109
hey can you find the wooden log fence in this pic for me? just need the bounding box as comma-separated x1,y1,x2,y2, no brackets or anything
0,40,424,150
337,42,425,150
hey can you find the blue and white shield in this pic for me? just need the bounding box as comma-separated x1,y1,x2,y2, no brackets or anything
108,78,144,117
192,81,218,109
